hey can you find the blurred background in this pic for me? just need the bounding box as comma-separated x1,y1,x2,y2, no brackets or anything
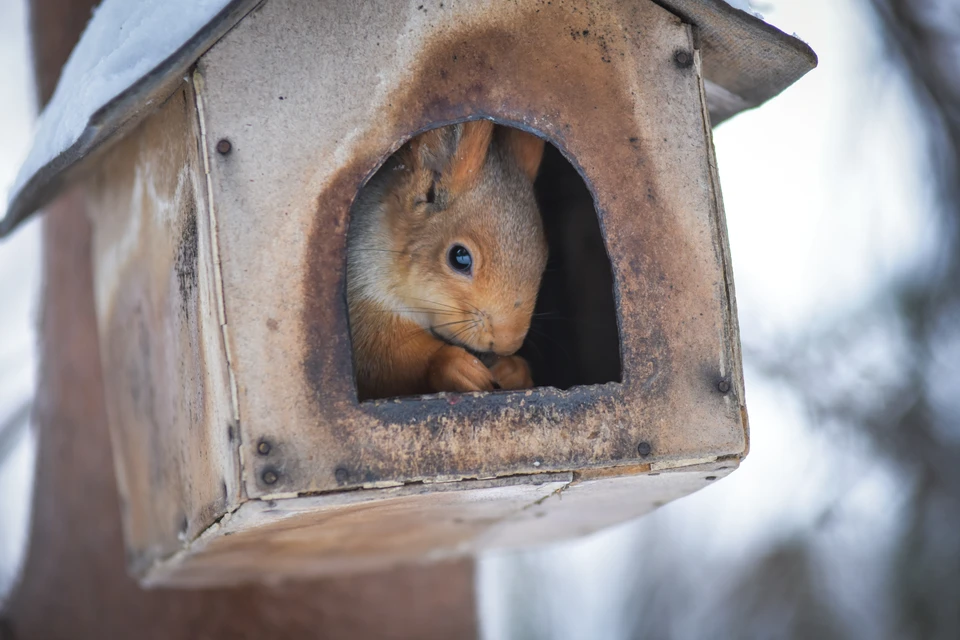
0,0,40,606
480,0,960,637
2,0,958,638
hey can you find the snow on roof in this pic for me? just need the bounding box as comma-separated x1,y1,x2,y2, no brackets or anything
0,0,258,236
723,0,754,12
13,0,233,199
0,0,813,238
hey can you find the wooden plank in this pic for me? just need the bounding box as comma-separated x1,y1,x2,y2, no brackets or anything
146,459,740,585
86,84,238,571
478,460,737,549
146,474,572,587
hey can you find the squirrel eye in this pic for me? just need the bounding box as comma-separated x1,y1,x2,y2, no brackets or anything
447,244,473,274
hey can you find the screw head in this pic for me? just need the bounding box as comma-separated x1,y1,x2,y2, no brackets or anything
637,441,652,457
216,139,232,155
717,380,731,394
261,469,279,485
335,467,350,484
674,50,692,68
257,440,271,455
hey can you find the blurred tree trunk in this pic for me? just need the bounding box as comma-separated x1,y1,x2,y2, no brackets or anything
1,2,478,638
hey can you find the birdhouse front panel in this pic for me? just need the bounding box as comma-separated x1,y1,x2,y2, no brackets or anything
197,0,745,498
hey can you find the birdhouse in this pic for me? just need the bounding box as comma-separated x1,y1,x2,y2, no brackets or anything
2,0,815,587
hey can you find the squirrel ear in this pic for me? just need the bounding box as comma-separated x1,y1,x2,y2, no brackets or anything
447,120,495,194
405,127,451,173
404,120,494,195
500,127,545,182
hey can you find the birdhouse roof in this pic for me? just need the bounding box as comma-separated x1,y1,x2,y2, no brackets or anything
0,0,815,238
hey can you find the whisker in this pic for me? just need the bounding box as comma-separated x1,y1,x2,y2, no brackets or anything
431,319,477,330
393,324,447,350
370,307,463,316
445,324,478,348
427,322,479,358
461,298,482,315
409,297,476,315
522,335,546,364
527,327,575,364
349,248,411,255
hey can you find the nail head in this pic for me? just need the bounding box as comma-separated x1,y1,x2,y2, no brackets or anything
216,139,232,155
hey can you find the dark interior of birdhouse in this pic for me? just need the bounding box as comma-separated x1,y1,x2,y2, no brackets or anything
524,142,621,390
345,122,621,401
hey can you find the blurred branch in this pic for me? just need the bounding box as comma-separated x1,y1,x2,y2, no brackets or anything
740,2,960,638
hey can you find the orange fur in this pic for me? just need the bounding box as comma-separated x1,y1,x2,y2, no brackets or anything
500,128,546,181
346,120,548,400
449,119,495,194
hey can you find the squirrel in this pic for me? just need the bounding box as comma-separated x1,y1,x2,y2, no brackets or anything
346,119,548,400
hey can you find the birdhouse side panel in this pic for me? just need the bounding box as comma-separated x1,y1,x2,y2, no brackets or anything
86,85,239,573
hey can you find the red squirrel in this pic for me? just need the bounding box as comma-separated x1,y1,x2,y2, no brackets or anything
346,120,548,400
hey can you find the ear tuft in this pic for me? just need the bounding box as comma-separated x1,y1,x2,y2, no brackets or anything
402,121,494,196
500,127,545,182
449,120,495,194
405,127,452,174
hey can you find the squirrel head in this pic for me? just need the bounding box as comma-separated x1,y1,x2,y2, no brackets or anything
366,120,548,356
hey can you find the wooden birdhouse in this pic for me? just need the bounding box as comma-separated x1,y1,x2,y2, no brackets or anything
1,0,815,587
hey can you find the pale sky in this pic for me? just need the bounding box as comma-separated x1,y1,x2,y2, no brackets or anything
0,0,39,601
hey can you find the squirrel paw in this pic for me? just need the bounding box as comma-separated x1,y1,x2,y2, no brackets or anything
428,345,495,393
490,355,534,390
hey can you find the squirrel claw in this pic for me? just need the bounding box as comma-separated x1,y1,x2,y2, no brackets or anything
428,345,495,393
490,355,534,390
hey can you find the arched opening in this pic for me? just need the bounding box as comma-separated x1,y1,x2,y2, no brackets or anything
345,120,620,401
